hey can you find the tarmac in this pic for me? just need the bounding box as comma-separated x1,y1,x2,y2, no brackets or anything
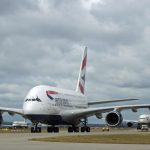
0,129,150,150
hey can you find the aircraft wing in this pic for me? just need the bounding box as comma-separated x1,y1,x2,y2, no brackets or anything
61,104,150,119
88,98,138,105
0,107,23,116
122,119,138,124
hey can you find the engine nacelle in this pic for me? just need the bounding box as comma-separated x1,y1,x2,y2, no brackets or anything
0,113,3,125
105,111,123,127
95,113,102,119
121,120,138,128
127,122,133,127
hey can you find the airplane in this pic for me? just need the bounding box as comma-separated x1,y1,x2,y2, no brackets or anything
120,120,138,128
139,114,150,124
0,47,150,133
12,120,28,129
137,114,150,129
119,114,150,128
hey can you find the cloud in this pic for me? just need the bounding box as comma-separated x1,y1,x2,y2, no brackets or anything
0,0,150,121
0,0,36,15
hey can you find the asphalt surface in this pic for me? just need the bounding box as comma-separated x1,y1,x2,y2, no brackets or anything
0,129,150,150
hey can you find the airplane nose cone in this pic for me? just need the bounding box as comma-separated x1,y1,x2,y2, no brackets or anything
23,103,35,115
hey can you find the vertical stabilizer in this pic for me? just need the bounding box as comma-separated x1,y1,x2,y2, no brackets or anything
76,47,87,94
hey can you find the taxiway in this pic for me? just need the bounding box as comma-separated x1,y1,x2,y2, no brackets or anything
0,130,149,150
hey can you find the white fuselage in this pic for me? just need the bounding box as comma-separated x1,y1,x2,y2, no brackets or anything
23,85,87,125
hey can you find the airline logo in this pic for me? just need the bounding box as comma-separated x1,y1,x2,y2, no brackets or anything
79,53,87,94
46,90,58,100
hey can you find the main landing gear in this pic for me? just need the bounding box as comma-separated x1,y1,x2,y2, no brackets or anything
67,126,90,132
80,117,90,132
31,123,41,133
31,123,59,133
68,126,79,132
47,126,59,133
81,126,90,132
30,118,90,133
68,118,91,133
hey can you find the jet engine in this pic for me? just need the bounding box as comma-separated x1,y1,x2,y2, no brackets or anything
121,120,138,128
105,111,123,127
127,122,133,127
0,113,3,125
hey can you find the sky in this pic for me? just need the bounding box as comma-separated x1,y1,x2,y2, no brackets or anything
0,0,150,123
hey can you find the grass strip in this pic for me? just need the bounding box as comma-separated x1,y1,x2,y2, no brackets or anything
30,133,150,144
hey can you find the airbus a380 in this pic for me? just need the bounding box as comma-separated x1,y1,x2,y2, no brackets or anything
0,47,150,133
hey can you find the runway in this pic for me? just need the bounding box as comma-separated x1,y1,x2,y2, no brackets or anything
0,130,149,150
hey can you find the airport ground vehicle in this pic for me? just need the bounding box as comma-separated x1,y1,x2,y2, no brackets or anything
102,126,110,132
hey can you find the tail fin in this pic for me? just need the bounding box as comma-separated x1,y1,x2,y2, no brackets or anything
76,47,87,94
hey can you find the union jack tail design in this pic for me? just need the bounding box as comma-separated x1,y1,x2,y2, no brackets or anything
76,47,87,94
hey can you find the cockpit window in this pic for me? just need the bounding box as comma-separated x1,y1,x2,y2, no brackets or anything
25,97,42,102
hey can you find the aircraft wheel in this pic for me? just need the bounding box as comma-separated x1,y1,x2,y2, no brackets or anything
68,127,73,132
74,127,79,132
81,127,86,132
86,127,90,132
47,127,53,133
31,127,35,133
54,127,59,133
37,127,41,133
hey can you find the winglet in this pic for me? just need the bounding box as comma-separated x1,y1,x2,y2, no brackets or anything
76,47,87,94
